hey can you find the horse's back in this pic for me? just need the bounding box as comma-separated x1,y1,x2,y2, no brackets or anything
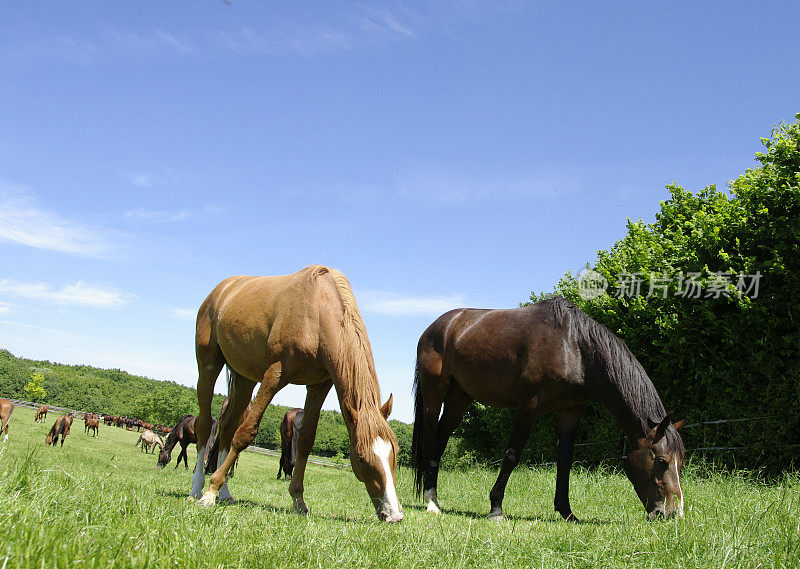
419,303,583,408
200,266,339,381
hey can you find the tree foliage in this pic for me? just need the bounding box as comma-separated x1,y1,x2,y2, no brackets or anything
460,115,800,472
24,372,47,402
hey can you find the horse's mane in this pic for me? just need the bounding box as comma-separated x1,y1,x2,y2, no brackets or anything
164,414,194,452
312,266,393,455
547,298,682,452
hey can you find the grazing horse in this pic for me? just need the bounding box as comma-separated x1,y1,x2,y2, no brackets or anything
278,408,304,479
0,399,14,442
412,298,686,522
157,415,218,472
192,266,402,523
137,429,164,454
45,414,74,447
84,414,100,437
34,405,48,423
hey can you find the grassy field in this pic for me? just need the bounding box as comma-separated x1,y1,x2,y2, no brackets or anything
0,405,797,568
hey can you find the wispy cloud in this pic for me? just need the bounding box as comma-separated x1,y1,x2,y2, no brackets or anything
0,280,135,309
359,291,465,316
123,205,221,225
129,173,154,188
396,166,583,205
0,301,16,314
0,184,120,257
171,308,196,321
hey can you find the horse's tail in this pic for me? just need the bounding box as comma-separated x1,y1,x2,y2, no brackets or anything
411,359,425,497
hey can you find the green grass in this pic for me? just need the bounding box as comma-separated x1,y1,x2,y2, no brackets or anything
1,405,798,568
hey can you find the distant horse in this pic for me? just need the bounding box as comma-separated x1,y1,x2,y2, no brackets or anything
0,399,13,442
137,429,164,454
277,408,304,479
412,298,686,522
34,405,47,423
157,415,218,472
191,266,402,522
84,414,100,437
45,414,74,447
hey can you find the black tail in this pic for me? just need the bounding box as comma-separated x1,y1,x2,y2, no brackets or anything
204,418,219,474
411,360,425,497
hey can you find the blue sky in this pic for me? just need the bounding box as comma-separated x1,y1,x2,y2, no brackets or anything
1,1,798,422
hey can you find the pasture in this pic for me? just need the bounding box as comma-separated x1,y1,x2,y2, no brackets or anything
0,405,797,568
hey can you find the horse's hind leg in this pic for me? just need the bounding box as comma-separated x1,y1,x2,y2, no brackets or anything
289,379,333,515
200,361,286,507
191,308,225,499
488,408,535,520
423,382,471,514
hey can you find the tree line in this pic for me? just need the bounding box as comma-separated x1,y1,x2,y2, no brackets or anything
0,349,416,461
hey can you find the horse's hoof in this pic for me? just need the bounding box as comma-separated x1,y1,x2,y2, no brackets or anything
292,499,309,515
487,512,506,522
218,496,235,504
426,502,441,515
198,493,217,507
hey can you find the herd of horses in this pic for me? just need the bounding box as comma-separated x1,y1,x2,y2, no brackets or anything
1,265,688,525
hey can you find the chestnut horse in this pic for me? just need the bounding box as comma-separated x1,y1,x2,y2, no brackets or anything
45,414,74,447
192,266,402,522
0,399,13,442
84,414,100,437
412,298,686,521
34,405,47,423
277,408,304,479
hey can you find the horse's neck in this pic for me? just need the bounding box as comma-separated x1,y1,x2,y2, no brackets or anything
589,365,664,441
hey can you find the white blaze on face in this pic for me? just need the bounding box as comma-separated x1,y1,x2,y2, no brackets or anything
673,459,684,517
372,436,401,516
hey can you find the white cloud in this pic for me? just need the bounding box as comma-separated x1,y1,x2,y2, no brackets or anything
171,308,196,321
124,208,192,224
130,173,154,188
0,280,135,309
0,301,16,314
0,185,119,257
359,291,465,316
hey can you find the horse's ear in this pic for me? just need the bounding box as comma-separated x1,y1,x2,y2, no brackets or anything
672,418,687,431
380,394,393,420
652,414,672,443
342,402,358,426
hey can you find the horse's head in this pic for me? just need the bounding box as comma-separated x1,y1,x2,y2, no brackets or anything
45,433,53,446
157,448,171,468
624,416,686,520
343,394,404,523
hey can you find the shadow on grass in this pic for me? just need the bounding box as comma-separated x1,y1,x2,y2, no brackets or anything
156,489,379,524
401,503,612,525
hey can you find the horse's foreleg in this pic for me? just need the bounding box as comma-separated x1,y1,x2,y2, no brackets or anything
200,362,284,507
289,379,332,515
488,408,535,520
554,406,585,522
177,443,189,469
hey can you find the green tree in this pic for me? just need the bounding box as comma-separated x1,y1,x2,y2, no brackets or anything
24,372,47,402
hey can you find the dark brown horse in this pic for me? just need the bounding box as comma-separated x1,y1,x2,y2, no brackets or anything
45,414,74,447
277,408,304,479
84,414,100,437
192,266,401,522
34,405,47,423
412,298,686,521
157,415,218,472
1,399,13,442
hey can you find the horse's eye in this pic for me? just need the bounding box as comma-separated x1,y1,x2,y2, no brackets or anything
656,457,669,468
